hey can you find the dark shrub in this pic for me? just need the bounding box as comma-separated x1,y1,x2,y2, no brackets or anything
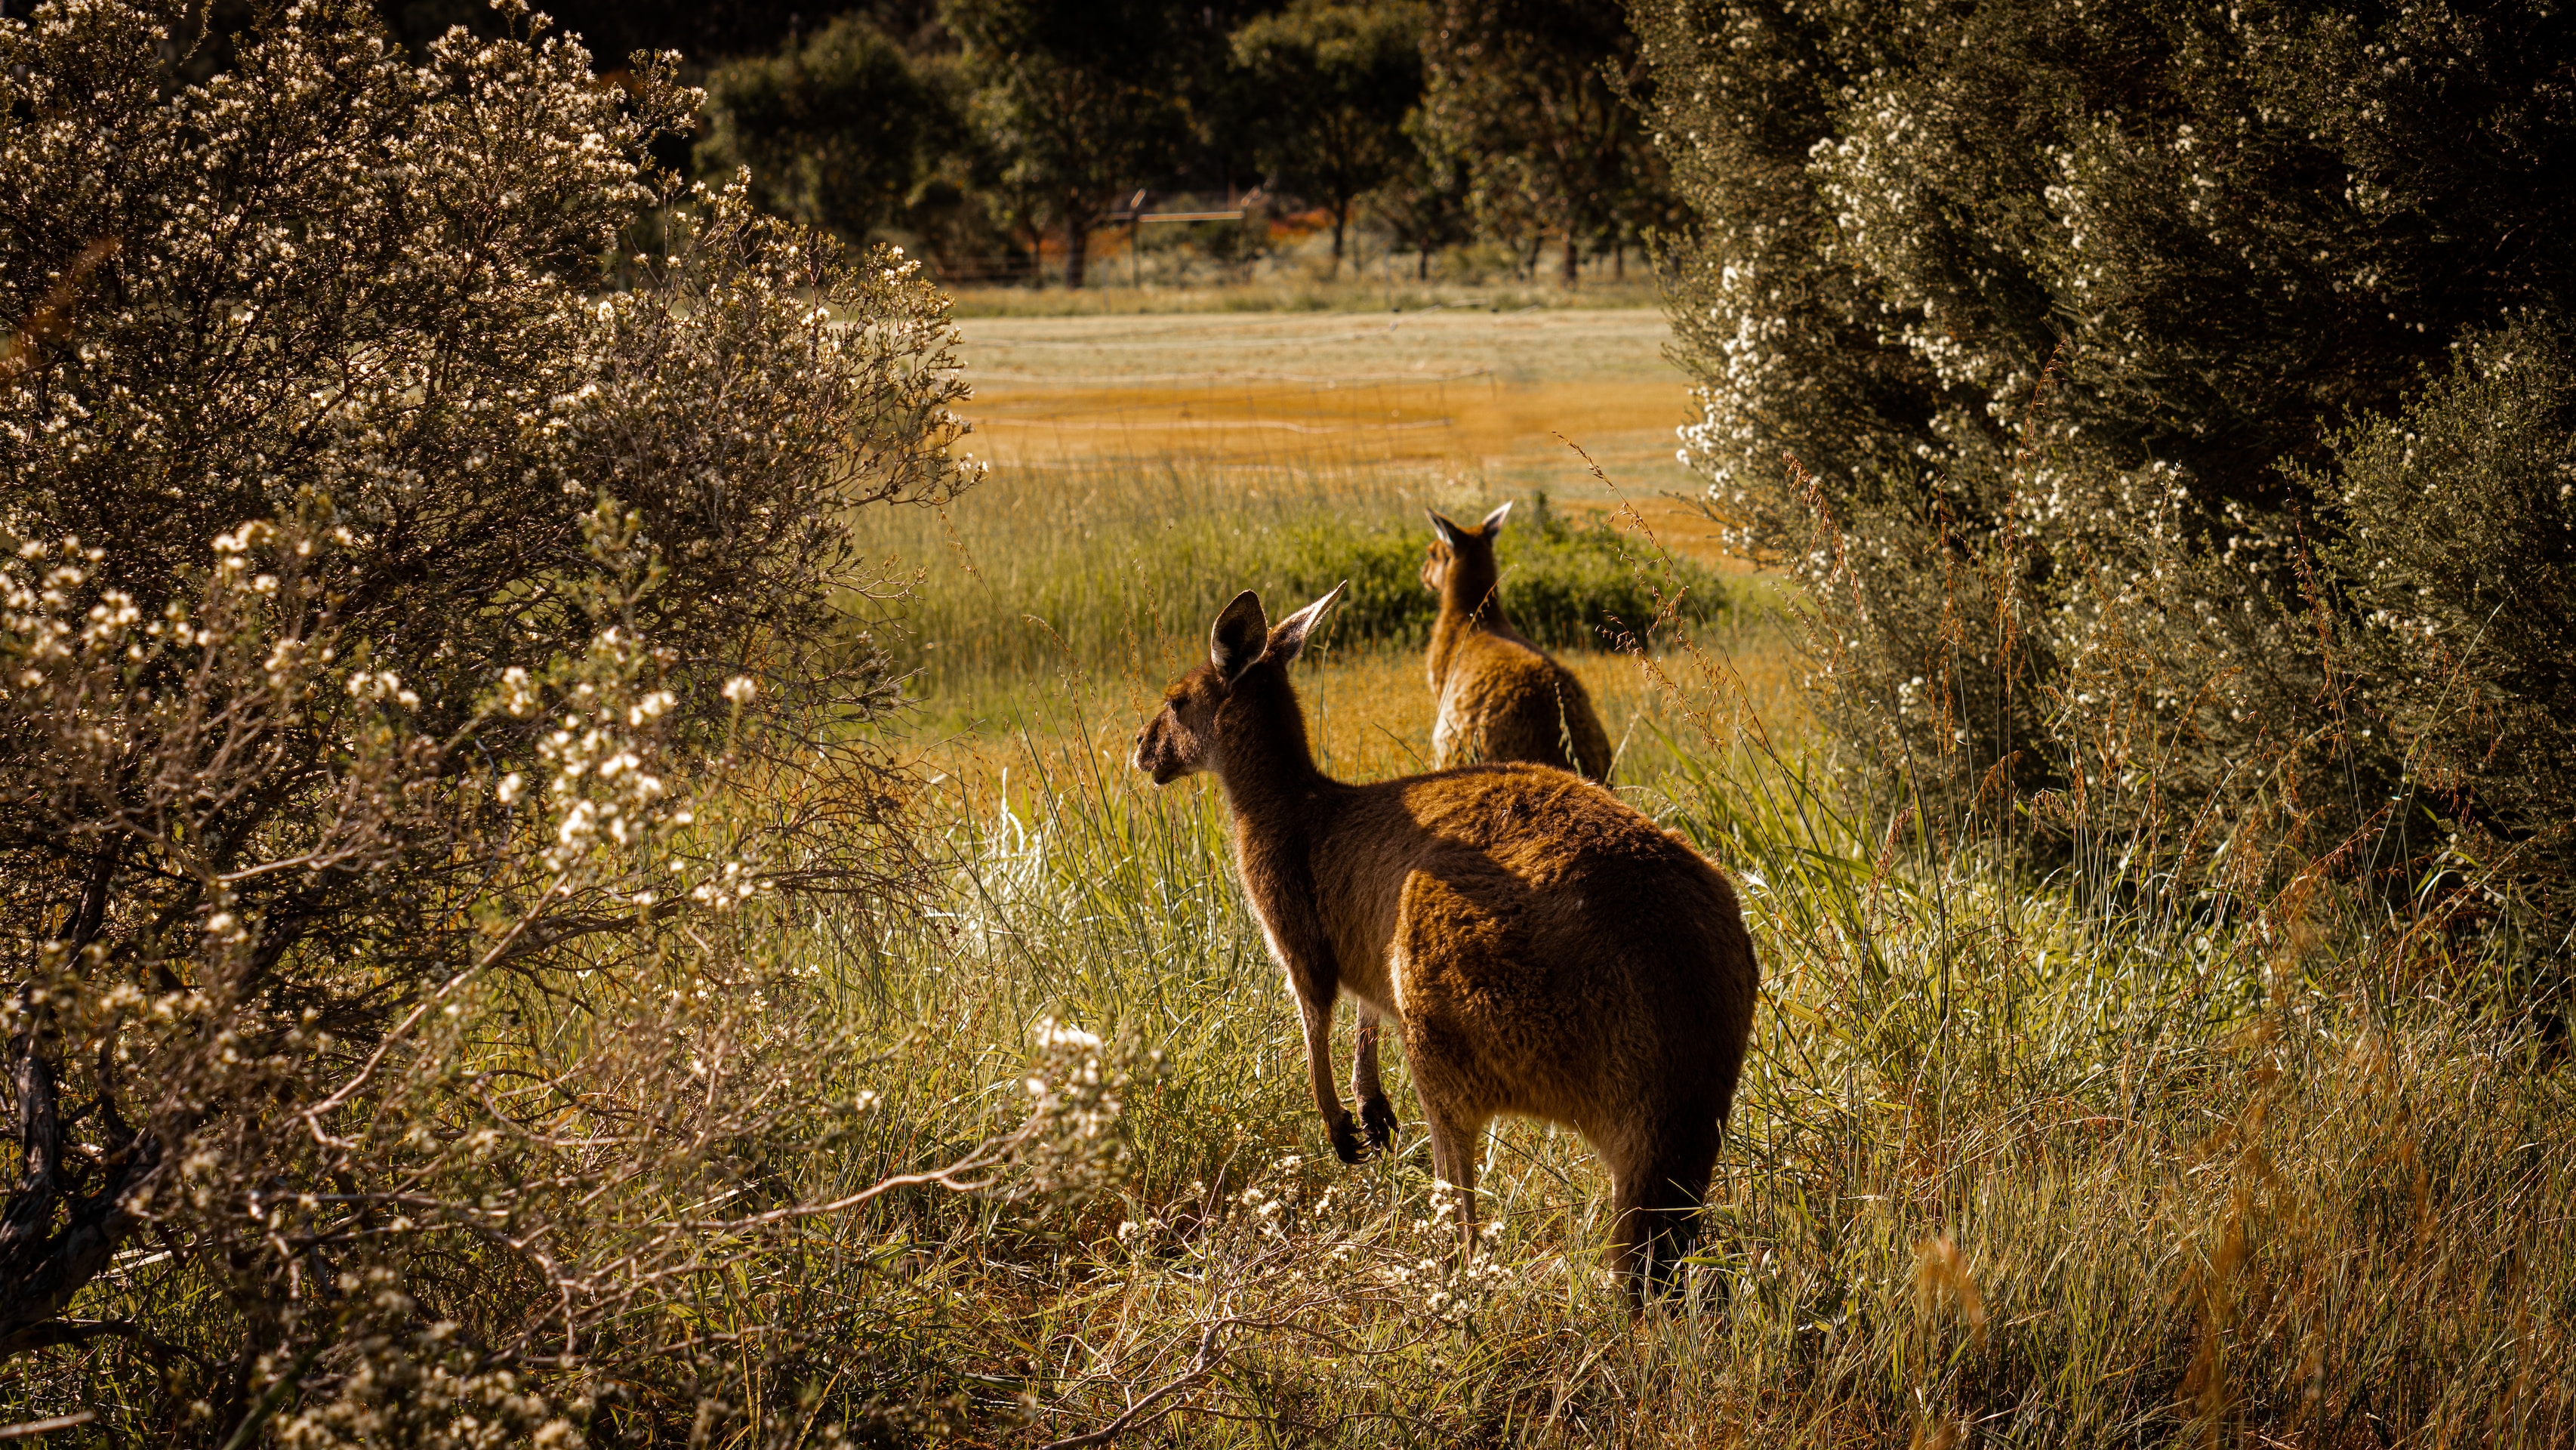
2322,324,2576,936
1636,0,2576,890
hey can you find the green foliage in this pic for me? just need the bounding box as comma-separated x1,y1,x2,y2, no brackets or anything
1270,496,1727,651
2322,322,2576,935
695,14,946,245
1421,0,1662,284
861,461,1733,696
941,0,1198,287
1367,107,1478,278
1639,0,2576,898
1228,0,1425,273
652,0,1682,290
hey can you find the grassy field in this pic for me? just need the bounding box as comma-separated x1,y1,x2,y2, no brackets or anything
11,297,2504,1444
728,308,2575,1444
946,306,1724,554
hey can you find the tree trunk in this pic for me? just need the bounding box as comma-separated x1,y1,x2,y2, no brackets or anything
1561,230,1580,288
1614,239,1625,281
1065,213,1089,290
1015,218,1043,289
1417,246,1429,281
1330,202,1348,280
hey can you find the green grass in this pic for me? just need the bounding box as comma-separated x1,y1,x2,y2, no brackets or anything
614,686,2576,1445
850,458,1738,717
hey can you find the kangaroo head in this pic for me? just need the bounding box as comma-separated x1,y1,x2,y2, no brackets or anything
1133,584,1346,785
1421,501,1514,597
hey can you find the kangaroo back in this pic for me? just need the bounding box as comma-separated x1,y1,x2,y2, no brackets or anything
1133,586,1755,1302
1422,504,1614,781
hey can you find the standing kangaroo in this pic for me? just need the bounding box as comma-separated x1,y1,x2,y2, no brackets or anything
1132,585,1758,1297
1423,502,1615,782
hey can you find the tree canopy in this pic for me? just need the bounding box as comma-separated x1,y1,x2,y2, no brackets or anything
1230,0,1425,275
1422,0,1656,282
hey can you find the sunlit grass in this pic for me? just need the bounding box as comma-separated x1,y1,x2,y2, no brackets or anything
769,672,2576,1445
198,304,2551,1445
803,421,2576,1443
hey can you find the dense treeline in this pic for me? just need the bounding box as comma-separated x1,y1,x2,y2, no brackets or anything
377,0,1671,287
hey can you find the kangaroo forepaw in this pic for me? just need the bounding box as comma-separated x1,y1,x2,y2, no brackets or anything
1359,1096,1398,1153
1327,1109,1368,1166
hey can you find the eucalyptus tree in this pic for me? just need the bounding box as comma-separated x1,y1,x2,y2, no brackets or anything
942,0,1192,288
1422,0,1656,285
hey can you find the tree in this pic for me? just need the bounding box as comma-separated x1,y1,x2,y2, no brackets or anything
0,0,1000,1421
1369,112,1475,279
1637,0,2576,888
1230,0,1424,278
1422,0,1655,286
942,0,1191,288
695,13,950,247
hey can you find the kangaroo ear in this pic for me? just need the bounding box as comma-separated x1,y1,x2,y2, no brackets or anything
1479,500,1513,535
1267,582,1346,666
1425,509,1466,547
1209,590,1268,680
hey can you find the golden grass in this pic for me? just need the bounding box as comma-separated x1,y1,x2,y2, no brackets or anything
951,309,1727,562
800,298,2576,1448
912,622,1811,816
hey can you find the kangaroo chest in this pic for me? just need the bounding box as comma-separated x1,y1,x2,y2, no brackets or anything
1231,828,1400,1017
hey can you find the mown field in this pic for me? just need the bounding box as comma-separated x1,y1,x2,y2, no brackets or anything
787,307,2576,1445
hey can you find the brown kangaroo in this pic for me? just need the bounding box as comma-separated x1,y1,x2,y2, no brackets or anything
1132,585,1758,1297
1422,502,1615,782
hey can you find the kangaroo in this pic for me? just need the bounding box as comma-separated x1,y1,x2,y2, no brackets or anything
1422,502,1615,782
1132,585,1758,1297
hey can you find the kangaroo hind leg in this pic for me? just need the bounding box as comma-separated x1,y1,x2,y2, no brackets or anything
1608,1129,1719,1307
1420,1097,1489,1257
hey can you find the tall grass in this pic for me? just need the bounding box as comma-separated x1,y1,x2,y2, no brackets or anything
707,455,2576,1443
45,450,2558,1442
580,676,2574,1444
852,456,1738,712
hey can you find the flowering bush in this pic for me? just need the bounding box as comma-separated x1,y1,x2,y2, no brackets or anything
1635,0,2576,909
0,0,1135,1435
2318,323,2576,949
